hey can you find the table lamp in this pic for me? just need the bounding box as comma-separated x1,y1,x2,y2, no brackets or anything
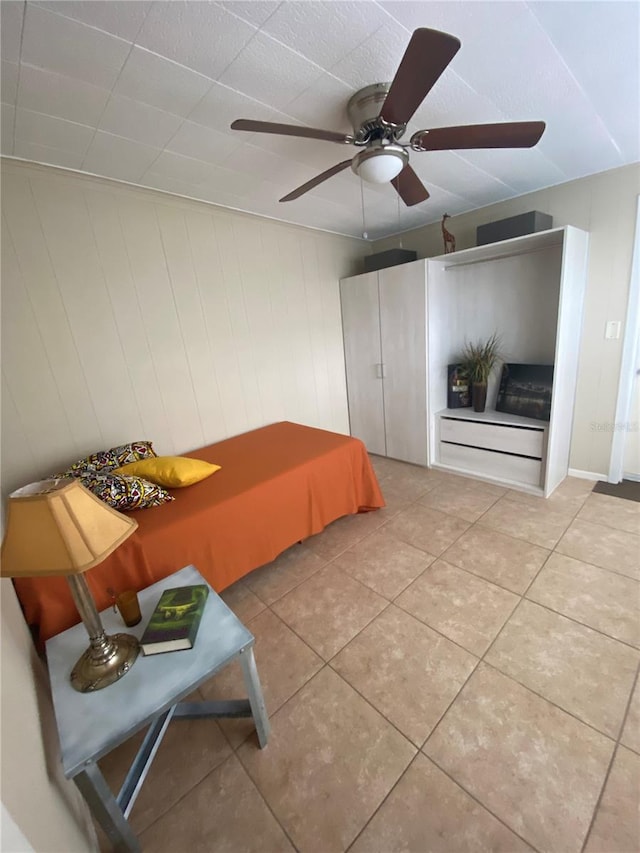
1,478,139,693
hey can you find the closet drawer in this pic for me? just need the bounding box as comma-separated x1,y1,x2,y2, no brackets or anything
440,442,542,487
440,417,544,458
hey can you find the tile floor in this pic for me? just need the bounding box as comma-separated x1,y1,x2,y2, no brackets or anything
98,458,640,853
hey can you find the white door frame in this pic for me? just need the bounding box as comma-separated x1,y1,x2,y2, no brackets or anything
609,194,640,483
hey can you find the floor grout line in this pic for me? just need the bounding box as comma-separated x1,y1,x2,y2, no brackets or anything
235,467,637,848
116,462,639,851
232,747,302,853
520,594,640,653
580,661,640,853
419,752,543,853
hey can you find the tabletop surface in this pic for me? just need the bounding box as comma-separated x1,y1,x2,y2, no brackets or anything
46,565,253,778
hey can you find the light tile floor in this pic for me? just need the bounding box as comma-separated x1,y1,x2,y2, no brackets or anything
99,458,640,853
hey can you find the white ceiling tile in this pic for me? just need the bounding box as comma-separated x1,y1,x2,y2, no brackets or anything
1,1,25,64
407,73,506,140
261,1,390,71
165,120,238,164
82,131,162,183
1,60,19,104
114,46,213,117
458,148,567,195
200,187,258,211
271,190,349,228
237,187,286,211
1,103,15,153
6,0,638,239
285,71,355,134
529,0,640,161
145,151,259,198
190,80,295,135
143,170,205,198
280,162,357,205
99,94,183,148
451,9,588,121
136,2,256,80
218,2,281,28
305,167,370,208
247,126,350,172
31,1,150,41
402,181,469,219
450,7,625,175
21,3,131,89
144,150,221,184
380,1,526,47
328,18,413,91
15,108,94,155
17,64,110,126
13,138,84,169
221,141,315,189
536,105,624,177
218,31,324,109
459,181,515,207
411,149,514,205
197,162,260,195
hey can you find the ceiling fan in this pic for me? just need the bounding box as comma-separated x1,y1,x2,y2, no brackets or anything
231,27,545,206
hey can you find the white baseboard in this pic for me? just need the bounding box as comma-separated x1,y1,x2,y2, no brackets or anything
571,468,640,484
568,468,604,482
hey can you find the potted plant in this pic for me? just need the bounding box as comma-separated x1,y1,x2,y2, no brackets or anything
458,333,503,413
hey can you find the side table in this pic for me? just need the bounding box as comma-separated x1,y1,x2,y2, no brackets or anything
46,565,269,853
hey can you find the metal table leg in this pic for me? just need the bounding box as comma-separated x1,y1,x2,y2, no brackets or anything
239,646,270,748
73,762,141,853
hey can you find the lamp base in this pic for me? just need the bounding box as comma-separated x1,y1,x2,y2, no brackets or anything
70,633,140,693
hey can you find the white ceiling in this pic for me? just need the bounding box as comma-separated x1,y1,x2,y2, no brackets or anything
1,1,638,239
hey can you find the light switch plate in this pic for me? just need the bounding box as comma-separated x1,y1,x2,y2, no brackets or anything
605,320,621,339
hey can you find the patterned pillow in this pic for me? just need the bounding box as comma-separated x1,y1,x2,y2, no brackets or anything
53,441,157,478
79,472,174,511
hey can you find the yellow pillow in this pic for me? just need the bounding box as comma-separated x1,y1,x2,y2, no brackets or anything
114,456,221,488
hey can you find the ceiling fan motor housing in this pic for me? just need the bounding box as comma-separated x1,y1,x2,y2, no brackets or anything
347,83,406,144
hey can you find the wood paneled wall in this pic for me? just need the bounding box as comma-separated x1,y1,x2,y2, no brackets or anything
1,160,363,497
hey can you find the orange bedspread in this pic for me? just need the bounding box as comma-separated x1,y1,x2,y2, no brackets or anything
14,421,384,643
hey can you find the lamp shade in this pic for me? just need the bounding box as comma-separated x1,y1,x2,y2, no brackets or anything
1,479,138,578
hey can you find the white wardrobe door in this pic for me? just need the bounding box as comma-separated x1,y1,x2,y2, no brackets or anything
379,263,427,465
545,227,589,496
339,272,386,455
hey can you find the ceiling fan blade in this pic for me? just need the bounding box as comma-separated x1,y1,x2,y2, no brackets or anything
280,160,353,202
231,119,353,145
380,28,461,126
412,121,546,151
391,165,430,206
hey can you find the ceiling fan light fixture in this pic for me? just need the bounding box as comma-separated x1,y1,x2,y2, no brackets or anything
352,144,408,184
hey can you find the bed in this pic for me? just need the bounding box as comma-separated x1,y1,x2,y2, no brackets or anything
14,421,384,643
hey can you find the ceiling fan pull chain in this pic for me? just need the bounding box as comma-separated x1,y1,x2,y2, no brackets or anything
397,192,403,248
360,175,368,240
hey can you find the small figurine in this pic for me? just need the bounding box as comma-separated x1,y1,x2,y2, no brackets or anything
442,213,456,254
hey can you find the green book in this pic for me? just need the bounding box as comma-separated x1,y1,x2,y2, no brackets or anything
140,584,209,655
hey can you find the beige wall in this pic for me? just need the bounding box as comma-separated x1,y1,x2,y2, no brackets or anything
1,158,362,497
0,156,637,851
0,158,363,851
1,580,97,852
373,163,640,477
